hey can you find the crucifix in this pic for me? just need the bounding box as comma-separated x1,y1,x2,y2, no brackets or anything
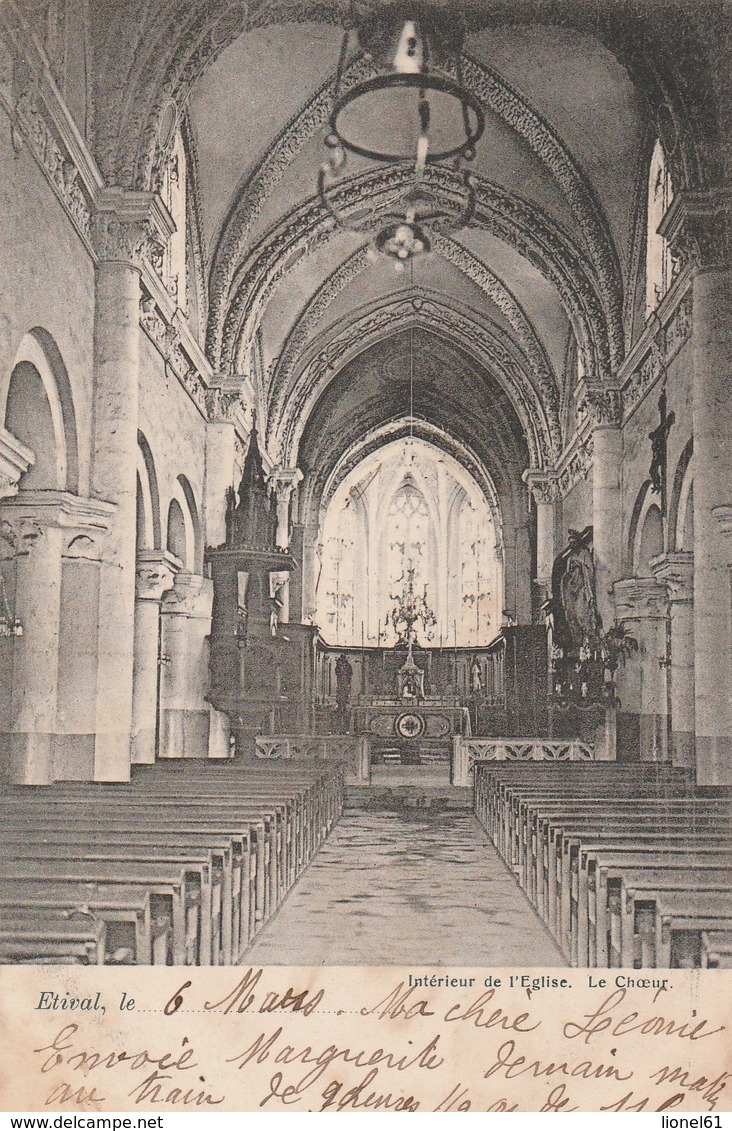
648,390,675,513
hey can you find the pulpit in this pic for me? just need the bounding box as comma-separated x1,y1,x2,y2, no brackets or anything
207,431,315,747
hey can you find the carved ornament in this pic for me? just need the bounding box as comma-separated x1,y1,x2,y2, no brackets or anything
92,188,174,269
613,577,668,620
659,187,732,272
650,550,694,602
213,163,613,394
272,293,556,471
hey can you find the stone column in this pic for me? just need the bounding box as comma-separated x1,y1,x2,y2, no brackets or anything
651,551,695,768
586,391,623,632
614,578,669,762
268,468,303,625
159,572,214,759
661,189,732,784
0,494,113,784
300,523,321,625
693,276,732,785
204,379,253,548
523,469,558,602
131,551,178,765
91,189,174,781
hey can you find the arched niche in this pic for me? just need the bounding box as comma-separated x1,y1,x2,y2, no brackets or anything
669,438,694,553
164,476,201,573
137,431,162,552
3,329,79,493
635,501,665,577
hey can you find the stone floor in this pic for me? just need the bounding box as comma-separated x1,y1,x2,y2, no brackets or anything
243,800,567,966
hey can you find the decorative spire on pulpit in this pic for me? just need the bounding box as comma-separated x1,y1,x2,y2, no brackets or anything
224,423,278,552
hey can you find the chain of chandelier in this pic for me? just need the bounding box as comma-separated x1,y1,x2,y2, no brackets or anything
318,5,485,267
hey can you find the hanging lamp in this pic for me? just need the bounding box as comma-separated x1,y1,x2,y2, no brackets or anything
318,5,484,267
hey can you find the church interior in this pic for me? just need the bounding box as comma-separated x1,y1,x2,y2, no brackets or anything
0,0,731,969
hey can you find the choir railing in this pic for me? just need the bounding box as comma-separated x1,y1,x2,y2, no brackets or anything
255,734,371,783
451,737,595,786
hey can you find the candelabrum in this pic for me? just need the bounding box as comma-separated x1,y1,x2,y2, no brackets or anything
386,562,436,646
550,623,637,709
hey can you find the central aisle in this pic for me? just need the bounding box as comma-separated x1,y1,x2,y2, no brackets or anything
243,805,566,966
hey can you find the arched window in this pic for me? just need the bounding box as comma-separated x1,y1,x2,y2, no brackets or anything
458,494,493,646
316,437,500,646
322,498,357,641
161,129,187,311
646,139,674,316
385,475,431,609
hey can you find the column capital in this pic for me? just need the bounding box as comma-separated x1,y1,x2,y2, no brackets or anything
577,383,623,429
163,571,213,618
92,188,175,268
650,550,694,602
659,186,732,272
522,467,559,505
269,466,304,497
1,491,114,558
135,550,180,601
613,577,668,620
205,374,255,431
268,468,303,549
712,504,732,548
0,427,34,501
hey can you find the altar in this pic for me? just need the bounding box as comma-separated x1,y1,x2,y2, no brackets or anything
351,698,471,764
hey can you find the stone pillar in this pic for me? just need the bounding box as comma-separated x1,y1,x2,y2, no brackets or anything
269,467,302,550
660,189,732,784
204,421,237,549
159,572,214,759
651,551,695,768
91,189,174,780
131,551,178,765
0,494,113,784
268,469,303,626
614,578,669,762
586,391,623,632
523,469,558,601
692,278,732,785
300,523,321,625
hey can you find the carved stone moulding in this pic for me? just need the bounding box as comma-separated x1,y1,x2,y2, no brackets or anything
522,467,560,506
0,490,115,560
139,287,209,420
613,576,668,621
621,284,692,422
7,71,99,253
93,187,175,269
712,505,732,566
650,550,693,602
659,186,732,272
554,435,593,500
0,426,34,500
135,549,181,601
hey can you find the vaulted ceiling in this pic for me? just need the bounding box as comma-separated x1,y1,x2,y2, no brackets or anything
85,0,729,499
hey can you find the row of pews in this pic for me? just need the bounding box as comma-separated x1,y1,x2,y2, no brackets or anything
0,759,343,965
474,762,732,969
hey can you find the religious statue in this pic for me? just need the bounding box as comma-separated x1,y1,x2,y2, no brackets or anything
648,391,675,500
470,656,483,695
269,579,286,637
557,527,599,653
